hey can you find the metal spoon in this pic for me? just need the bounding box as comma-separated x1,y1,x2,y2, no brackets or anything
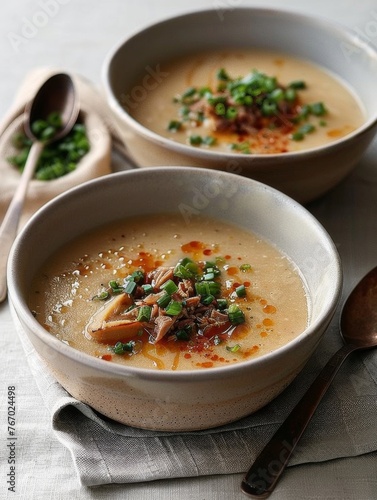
242,266,377,498
0,73,78,303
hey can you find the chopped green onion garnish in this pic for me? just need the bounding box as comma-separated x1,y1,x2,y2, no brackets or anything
156,293,171,308
176,328,191,341
285,88,297,102
226,343,241,353
47,111,63,127
199,86,212,97
160,279,178,295
270,88,285,102
8,117,89,181
228,304,245,325
217,68,230,81
226,107,238,119
180,257,194,266
92,291,110,301
239,263,252,272
264,76,277,92
208,95,227,106
189,135,203,146
299,123,315,135
179,106,190,119
293,122,316,141
109,280,123,293
174,87,197,105
113,341,135,355
235,284,247,298
289,80,306,89
230,142,251,154
201,294,215,305
166,68,329,152
202,136,217,146
125,304,136,313
215,102,226,116
204,262,221,276
41,126,56,140
182,87,196,99
136,305,152,322
123,280,137,295
168,120,182,132
262,100,277,116
291,131,304,141
310,102,327,116
174,263,192,279
195,281,209,296
131,270,144,282
174,258,199,279
141,284,154,295
215,256,226,265
216,298,228,310
209,281,222,296
31,119,47,136
165,300,183,316
195,281,221,297
196,111,205,123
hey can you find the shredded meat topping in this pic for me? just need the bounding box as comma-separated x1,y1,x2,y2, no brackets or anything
87,258,246,347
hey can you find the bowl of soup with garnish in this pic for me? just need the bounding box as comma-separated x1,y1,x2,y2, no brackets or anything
103,7,377,203
8,167,341,431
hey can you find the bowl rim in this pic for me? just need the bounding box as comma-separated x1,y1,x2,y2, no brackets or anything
102,6,377,161
8,167,343,382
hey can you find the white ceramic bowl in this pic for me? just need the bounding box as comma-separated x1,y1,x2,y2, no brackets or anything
8,167,342,431
102,7,377,203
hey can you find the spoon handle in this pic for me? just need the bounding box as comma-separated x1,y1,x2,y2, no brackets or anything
241,342,357,498
0,140,44,303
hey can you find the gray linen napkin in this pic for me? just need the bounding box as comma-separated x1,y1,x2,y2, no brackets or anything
11,302,377,487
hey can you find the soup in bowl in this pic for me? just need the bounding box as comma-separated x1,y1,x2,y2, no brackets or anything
103,7,377,202
8,167,341,431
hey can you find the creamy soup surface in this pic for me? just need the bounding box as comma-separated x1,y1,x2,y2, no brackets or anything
29,214,309,371
128,49,365,154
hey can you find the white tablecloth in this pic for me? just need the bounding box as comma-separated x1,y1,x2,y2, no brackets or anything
1,1,377,498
